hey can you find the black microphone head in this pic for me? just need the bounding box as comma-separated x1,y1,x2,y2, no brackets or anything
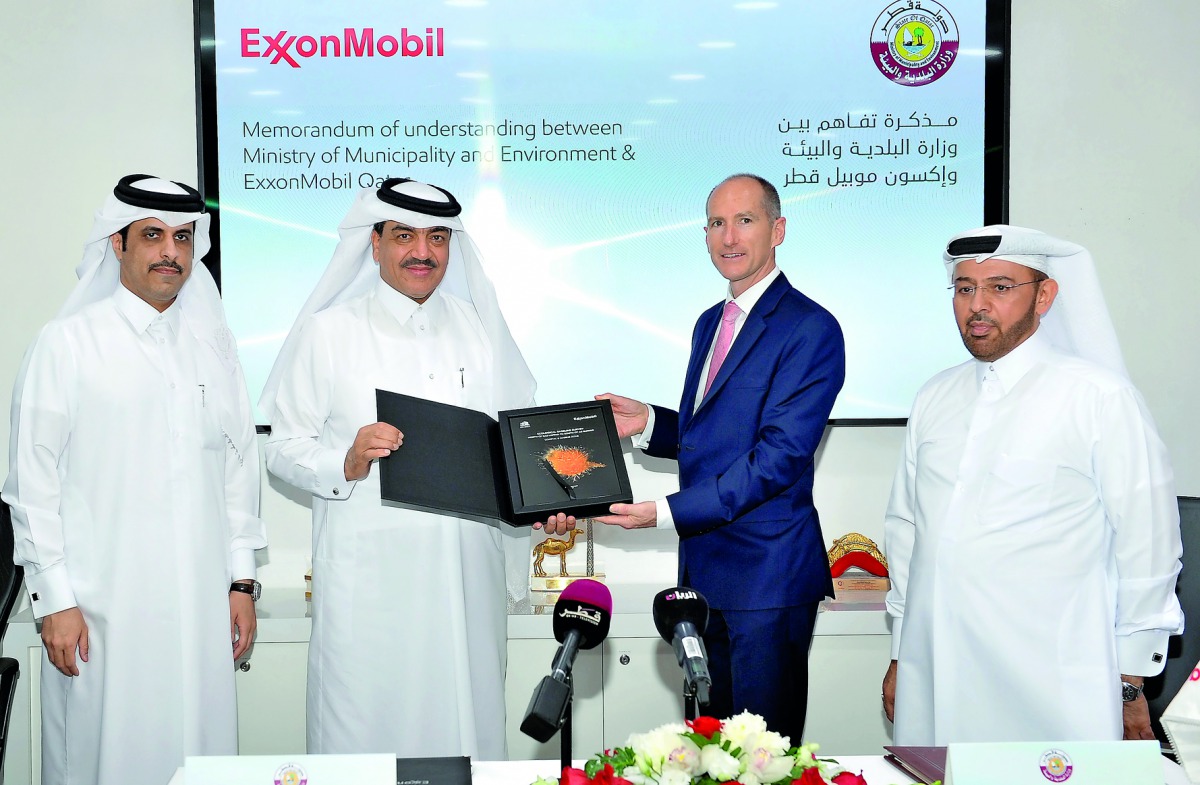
552,579,612,649
652,586,709,642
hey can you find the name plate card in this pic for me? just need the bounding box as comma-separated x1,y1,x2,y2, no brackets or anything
944,740,1160,785
184,753,395,785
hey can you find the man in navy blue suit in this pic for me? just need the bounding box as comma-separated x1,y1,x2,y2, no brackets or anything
544,173,845,742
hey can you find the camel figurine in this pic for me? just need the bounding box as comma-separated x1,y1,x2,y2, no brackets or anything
533,528,584,577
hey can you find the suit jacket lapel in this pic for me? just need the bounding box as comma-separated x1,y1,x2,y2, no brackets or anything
696,273,790,410
681,302,722,430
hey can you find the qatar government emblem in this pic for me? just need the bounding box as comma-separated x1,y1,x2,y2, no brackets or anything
871,1,960,86
1038,749,1074,782
274,763,308,785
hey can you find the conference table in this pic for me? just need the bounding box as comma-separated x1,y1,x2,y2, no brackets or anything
168,754,1193,784
469,757,1192,785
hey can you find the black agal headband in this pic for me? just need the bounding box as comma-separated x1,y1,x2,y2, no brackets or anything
113,174,205,212
376,177,462,217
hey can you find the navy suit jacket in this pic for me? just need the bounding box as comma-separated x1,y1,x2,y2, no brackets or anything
646,272,844,611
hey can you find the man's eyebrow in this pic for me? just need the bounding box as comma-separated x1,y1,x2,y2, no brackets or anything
392,224,451,234
954,274,1019,283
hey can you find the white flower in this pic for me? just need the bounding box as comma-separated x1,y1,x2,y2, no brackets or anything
746,730,791,756
619,768,646,785
794,743,819,766
737,772,761,785
720,712,768,751
628,724,690,776
657,768,692,785
662,738,702,777
740,747,794,785
701,743,743,780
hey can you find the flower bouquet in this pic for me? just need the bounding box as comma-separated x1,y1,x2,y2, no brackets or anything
535,713,868,785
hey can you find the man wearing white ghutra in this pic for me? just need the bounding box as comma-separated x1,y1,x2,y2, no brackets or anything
261,178,536,759
882,224,1183,745
3,174,266,785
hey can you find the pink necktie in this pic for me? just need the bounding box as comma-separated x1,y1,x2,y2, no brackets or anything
703,300,741,397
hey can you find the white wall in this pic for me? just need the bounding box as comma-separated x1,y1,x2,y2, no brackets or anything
1,1,1196,594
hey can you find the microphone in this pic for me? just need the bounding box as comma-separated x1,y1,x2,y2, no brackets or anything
520,579,612,742
652,587,712,706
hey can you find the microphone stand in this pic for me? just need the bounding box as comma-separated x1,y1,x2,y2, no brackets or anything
683,678,699,721
559,674,573,773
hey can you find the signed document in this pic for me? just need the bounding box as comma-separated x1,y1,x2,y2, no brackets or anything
375,391,631,525
496,401,632,522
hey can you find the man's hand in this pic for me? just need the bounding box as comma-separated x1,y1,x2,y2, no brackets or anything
230,588,257,660
344,422,403,481
595,393,649,439
882,659,898,723
42,607,89,677
1121,675,1155,740
535,513,577,536
595,501,657,529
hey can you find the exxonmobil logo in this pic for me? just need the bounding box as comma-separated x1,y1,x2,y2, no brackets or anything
241,27,445,68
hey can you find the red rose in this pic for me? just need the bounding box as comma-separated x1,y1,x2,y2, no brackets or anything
687,716,723,739
562,763,634,785
561,767,592,785
794,768,827,785
832,771,868,785
592,764,634,785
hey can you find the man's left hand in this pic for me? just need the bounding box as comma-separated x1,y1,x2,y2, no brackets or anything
230,588,257,660
1121,676,1155,740
595,501,657,529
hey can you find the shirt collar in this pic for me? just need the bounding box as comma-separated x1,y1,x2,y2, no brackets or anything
375,276,444,324
975,327,1052,394
727,265,781,315
113,283,180,336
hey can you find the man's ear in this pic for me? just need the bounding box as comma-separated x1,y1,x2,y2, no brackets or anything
1035,277,1059,316
110,233,125,260
370,228,382,263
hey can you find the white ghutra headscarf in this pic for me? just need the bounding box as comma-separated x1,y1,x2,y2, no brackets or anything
58,174,239,373
259,178,535,420
943,224,1127,378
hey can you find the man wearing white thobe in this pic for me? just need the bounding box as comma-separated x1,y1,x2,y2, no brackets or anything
3,175,267,785
261,178,535,758
881,225,1183,745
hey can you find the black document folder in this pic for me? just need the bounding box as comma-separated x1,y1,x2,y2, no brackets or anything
375,390,632,525
375,390,511,522
882,745,946,784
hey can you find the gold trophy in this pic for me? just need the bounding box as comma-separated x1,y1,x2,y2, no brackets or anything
529,518,606,610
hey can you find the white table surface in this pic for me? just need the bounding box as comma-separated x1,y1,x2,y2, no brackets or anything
168,754,1194,785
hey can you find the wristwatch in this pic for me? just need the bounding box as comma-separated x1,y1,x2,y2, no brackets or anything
1121,680,1144,702
230,580,262,602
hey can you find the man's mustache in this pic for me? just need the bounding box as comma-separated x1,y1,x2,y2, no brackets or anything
148,261,183,273
967,314,998,327
402,258,438,269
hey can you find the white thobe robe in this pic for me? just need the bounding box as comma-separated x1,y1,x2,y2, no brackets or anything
264,280,527,759
885,330,1183,745
3,286,265,785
